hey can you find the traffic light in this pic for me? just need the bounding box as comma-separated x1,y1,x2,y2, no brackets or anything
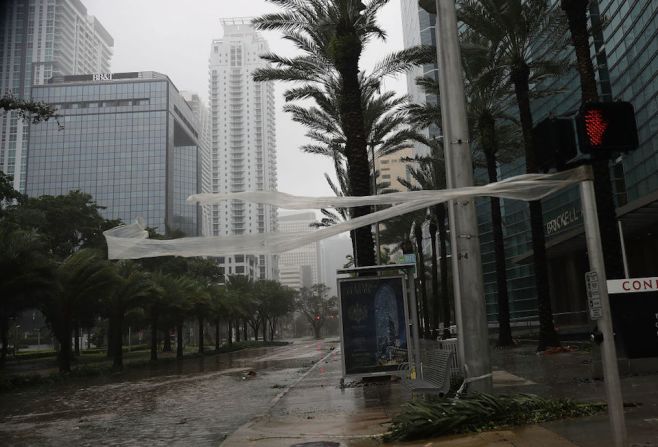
577,102,639,154
533,101,639,172
533,116,578,172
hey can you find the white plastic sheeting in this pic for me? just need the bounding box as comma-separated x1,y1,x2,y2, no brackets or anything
104,167,589,260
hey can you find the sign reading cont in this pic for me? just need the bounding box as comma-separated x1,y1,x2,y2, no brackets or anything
607,276,658,359
607,277,658,294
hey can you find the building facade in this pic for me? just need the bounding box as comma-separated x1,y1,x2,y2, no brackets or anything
475,0,658,326
400,0,440,155
208,19,278,279
26,71,202,236
0,0,113,191
278,212,323,291
181,91,212,236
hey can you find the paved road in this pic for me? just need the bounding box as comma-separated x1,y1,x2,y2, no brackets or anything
0,339,335,447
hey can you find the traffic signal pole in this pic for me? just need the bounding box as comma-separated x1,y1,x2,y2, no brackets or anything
434,0,492,392
580,170,627,447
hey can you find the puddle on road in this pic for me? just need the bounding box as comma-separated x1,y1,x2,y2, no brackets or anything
0,343,329,446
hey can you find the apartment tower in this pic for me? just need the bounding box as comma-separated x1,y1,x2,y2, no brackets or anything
208,19,277,280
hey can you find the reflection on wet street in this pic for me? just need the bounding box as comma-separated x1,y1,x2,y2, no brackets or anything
0,340,333,447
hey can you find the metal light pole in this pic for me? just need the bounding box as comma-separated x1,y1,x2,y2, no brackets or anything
370,144,381,264
580,174,627,447
434,0,492,392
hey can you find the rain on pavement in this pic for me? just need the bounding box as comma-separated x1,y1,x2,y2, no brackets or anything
0,339,336,447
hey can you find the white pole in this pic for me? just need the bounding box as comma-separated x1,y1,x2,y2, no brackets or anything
435,0,491,392
580,177,627,447
371,144,381,264
617,221,630,279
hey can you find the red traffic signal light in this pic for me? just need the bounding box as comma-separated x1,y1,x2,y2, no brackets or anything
578,102,639,154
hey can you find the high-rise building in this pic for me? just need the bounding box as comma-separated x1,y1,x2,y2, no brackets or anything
208,18,278,280
181,91,212,236
278,212,323,291
400,0,440,156
26,71,202,236
0,0,113,191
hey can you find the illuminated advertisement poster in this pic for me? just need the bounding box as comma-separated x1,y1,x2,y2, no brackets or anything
338,276,409,376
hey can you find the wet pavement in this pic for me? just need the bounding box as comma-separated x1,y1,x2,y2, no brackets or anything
0,339,335,447
223,342,658,447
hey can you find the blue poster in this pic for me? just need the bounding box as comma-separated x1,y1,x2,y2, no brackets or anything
339,277,409,375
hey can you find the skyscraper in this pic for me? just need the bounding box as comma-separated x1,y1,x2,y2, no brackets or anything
400,0,440,153
181,91,212,236
26,71,202,236
208,19,278,280
0,0,113,191
278,212,323,291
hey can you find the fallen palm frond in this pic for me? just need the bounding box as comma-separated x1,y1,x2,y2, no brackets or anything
385,393,605,441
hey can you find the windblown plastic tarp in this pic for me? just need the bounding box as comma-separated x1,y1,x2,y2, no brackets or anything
104,167,589,260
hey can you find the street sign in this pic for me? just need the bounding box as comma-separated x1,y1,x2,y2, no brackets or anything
606,277,658,359
586,271,603,320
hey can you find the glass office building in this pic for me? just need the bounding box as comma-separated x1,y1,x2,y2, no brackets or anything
476,0,658,327
26,71,202,236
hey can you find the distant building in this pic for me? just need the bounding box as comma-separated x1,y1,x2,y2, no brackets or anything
278,212,322,290
181,91,212,236
320,235,353,297
208,18,278,279
376,146,416,193
0,0,113,191
26,71,202,236
400,0,440,156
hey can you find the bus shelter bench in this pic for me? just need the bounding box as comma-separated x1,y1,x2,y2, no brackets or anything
399,348,453,397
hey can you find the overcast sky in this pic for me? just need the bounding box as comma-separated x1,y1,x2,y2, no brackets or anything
84,0,408,198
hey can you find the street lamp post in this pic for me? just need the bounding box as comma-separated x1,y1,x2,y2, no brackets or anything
434,0,492,392
370,143,381,264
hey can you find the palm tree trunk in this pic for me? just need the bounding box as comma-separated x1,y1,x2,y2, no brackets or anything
262,317,267,342
0,316,8,366
57,323,72,372
234,320,240,342
429,219,440,336
198,316,204,354
106,321,113,358
162,330,172,352
243,321,248,341
481,113,513,346
334,27,375,268
414,223,430,338
562,0,624,281
150,312,158,362
74,323,80,356
176,320,184,359
112,314,124,370
215,318,221,351
435,205,451,338
228,320,233,345
511,63,560,350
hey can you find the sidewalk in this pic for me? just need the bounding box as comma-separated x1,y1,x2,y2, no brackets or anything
221,342,658,447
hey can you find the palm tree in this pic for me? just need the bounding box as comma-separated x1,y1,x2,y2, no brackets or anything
0,227,54,366
560,0,624,280
461,35,523,346
42,249,116,372
253,0,427,267
104,261,156,370
459,0,567,350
